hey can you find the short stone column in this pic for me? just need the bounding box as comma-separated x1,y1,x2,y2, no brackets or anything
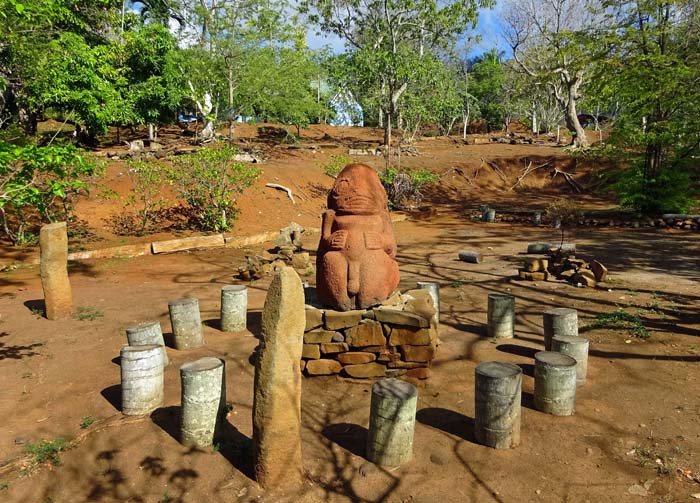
527,243,553,254
253,267,305,488
366,378,418,466
120,344,164,415
168,298,203,349
39,222,73,320
458,250,483,263
483,208,496,222
551,335,589,386
220,285,248,332
475,362,522,449
542,308,578,350
532,211,542,226
487,293,515,339
416,281,440,321
180,357,225,448
126,321,168,365
534,351,577,416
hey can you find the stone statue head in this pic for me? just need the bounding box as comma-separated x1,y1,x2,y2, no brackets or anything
328,163,387,216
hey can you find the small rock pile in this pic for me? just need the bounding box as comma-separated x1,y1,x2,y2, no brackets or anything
237,223,314,280
518,246,608,288
302,289,438,380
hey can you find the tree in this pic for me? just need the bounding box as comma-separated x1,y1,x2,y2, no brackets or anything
469,49,508,131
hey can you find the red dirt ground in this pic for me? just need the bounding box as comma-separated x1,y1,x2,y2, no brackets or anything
0,125,699,503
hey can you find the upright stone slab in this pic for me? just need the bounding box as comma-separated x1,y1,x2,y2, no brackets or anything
542,308,578,350
534,351,577,416
487,293,515,339
366,378,418,466
220,285,248,332
180,357,225,448
39,222,73,320
416,282,440,320
168,298,203,349
474,362,522,449
120,344,164,415
126,321,168,365
551,335,589,386
252,267,305,488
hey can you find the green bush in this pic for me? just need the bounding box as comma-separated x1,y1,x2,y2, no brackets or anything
320,154,353,176
124,159,169,235
379,166,438,209
24,438,69,466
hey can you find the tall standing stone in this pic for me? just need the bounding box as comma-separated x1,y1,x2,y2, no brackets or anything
252,267,305,488
39,222,73,320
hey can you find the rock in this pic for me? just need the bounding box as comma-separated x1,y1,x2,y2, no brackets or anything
388,327,431,346
525,258,548,272
152,234,225,254
305,307,324,331
380,289,403,306
331,332,345,342
275,222,305,249
575,270,597,287
345,320,386,347
590,260,608,282
401,289,436,321
429,451,448,465
306,359,342,375
252,267,305,488
519,270,547,281
320,342,349,354
343,362,387,378
399,345,436,362
337,352,377,364
627,484,648,497
405,367,431,379
325,309,364,330
302,344,321,359
373,308,430,328
316,164,400,310
291,252,310,270
304,329,338,343
40,222,73,320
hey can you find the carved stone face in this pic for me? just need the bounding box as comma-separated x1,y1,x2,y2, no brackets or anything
328,164,387,215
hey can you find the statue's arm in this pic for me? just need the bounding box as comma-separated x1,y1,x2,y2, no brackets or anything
321,210,335,242
381,212,397,257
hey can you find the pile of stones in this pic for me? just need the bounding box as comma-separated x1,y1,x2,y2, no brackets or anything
302,288,438,379
237,222,314,280
518,243,608,288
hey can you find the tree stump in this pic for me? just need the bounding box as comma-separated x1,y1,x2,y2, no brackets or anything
366,378,418,466
120,344,164,416
487,293,515,339
180,357,226,448
542,307,578,350
39,222,73,320
220,285,248,332
551,335,589,386
125,321,168,365
534,351,577,416
475,362,522,449
458,250,483,264
168,298,203,349
416,281,440,321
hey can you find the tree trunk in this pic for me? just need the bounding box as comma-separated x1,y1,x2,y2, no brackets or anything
148,124,154,141
18,106,37,136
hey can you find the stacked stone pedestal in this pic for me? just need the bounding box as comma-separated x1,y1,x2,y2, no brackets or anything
303,289,438,380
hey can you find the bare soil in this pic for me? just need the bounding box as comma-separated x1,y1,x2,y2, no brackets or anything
1,125,699,503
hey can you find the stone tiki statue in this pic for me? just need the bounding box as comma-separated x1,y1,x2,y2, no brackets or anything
316,163,400,311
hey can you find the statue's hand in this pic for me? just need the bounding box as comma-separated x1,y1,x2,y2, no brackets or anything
329,230,348,250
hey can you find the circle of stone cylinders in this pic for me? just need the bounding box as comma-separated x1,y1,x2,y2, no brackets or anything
126,321,168,365
551,335,589,386
180,357,225,448
366,378,418,466
220,285,248,332
534,351,577,416
475,361,522,449
416,281,441,319
168,298,203,349
542,307,578,350
120,344,164,416
487,293,515,339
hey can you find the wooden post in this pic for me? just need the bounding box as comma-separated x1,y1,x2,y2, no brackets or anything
534,351,577,416
220,285,248,332
126,321,168,365
475,362,522,449
180,357,225,448
168,298,203,349
542,308,578,350
366,378,418,466
458,250,483,264
487,293,515,339
39,222,73,320
416,281,440,321
120,344,164,416
551,335,589,386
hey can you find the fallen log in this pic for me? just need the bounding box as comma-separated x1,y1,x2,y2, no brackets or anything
265,183,295,204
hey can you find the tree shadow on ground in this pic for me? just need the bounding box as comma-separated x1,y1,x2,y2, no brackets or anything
416,407,476,444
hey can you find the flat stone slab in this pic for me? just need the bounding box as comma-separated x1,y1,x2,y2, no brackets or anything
152,234,225,254
325,310,364,330
68,243,152,261
373,308,429,328
304,329,337,344
306,359,342,375
344,362,386,378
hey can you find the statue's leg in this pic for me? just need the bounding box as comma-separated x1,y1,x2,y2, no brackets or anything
356,252,396,309
318,252,352,311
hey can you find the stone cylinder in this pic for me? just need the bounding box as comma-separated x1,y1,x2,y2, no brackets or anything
551,335,589,386
168,298,203,349
532,211,542,226
483,208,496,222
126,321,168,365
120,344,164,416
416,281,440,320
527,243,553,254
487,293,515,339
366,378,418,466
220,285,248,332
180,357,225,448
542,307,578,350
534,351,577,416
475,362,522,449
458,250,483,264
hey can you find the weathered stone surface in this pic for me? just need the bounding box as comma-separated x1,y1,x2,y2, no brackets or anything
305,306,324,331
401,289,436,321
40,222,73,320
302,344,321,359
291,252,310,270
380,290,402,306
152,234,225,254
364,345,389,353
316,164,400,310
337,352,376,364
253,267,305,488
575,270,597,287
344,362,387,378
388,327,431,346
525,258,548,272
275,222,305,249
325,309,364,330
405,367,431,379
590,260,608,282
180,357,225,448
399,345,436,362
320,342,349,354
345,320,386,347
387,361,427,369
373,308,430,328
304,329,337,343
67,242,151,261
331,332,345,342
519,270,547,281
306,359,342,375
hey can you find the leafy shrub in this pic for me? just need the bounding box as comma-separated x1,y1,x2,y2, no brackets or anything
379,167,438,209
24,438,68,467
320,154,353,176
123,159,169,235
170,147,261,232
